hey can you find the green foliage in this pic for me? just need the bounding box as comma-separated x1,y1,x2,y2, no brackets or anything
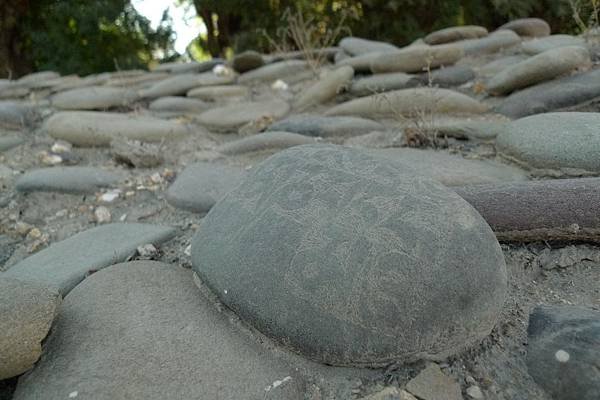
24,0,177,76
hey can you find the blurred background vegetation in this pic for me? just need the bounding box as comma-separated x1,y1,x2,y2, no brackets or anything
0,0,589,78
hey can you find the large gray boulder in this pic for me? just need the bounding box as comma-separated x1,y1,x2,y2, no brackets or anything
12,261,306,400
527,305,600,400
0,278,61,380
191,144,507,366
496,68,600,118
496,112,600,175
486,46,590,95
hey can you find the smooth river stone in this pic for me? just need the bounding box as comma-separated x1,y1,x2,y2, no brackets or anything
339,36,400,55
370,44,463,73
238,60,310,84
372,147,527,185
267,114,384,138
148,96,210,115
192,144,507,366
499,18,551,37
216,131,316,155
521,34,586,54
456,30,521,55
325,88,487,118
166,162,244,214
0,101,38,129
151,59,223,74
0,135,24,152
15,167,121,194
476,55,529,78
45,111,189,146
139,72,235,98
0,278,61,380
486,46,590,95
350,72,416,96
50,86,139,110
17,71,60,86
496,68,600,118
424,25,488,45
454,178,600,241
187,85,249,101
12,261,305,400
414,65,475,87
526,305,600,400
3,223,176,295
337,52,385,72
295,66,354,110
196,100,290,131
231,50,265,72
496,112,600,175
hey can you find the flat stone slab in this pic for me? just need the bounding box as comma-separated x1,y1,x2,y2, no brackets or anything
148,96,210,115
456,30,520,55
3,223,176,295
12,261,305,400
15,167,121,194
496,112,600,175
50,86,139,110
0,278,61,380
139,72,236,98
339,37,399,55
238,60,309,84
151,59,222,74
527,305,600,400
197,100,290,131
486,46,590,95
521,34,585,54
295,66,354,110
192,144,507,366
454,178,600,242
216,131,316,155
187,85,249,101
370,44,463,74
45,111,189,146
499,18,551,37
0,102,38,129
349,72,417,96
325,88,487,118
496,68,600,118
424,25,488,45
268,114,384,138
415,65,475,87
166,162,244,213
372,148,527,185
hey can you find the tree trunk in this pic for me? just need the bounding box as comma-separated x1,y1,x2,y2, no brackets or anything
0,0,32,78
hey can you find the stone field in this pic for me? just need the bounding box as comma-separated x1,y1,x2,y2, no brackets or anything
0,17,599,400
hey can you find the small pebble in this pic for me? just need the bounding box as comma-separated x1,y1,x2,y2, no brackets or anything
94,206,112,224
466,385,484,399
51,140,72,153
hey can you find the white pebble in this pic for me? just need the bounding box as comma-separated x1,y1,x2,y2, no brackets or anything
212,64,233,77
466,385,484,399
271,79,289,91
555,349,570,362
94,206,111,224
68,391,78,398
99,189,121,203
51,140,72,153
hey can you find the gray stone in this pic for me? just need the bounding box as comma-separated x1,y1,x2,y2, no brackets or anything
499,18,551,37
339,37,399,55
191,144,507,366
325,88,487,118
17,71,60,86
0,135,24,152
0,278,61,380
337,52,386,73
454,178,600,242
232,50,265,72
406,364,462,400
268,114,384,138
496,68,600,118
216,131,316,155
350,72,417,96
12,261,305,400
238,60,310,84
151,59,223,74
496,112,600,175
476,55,529,78
373,147,527,185
197,100,290,131
148,96,210,115
456,30,521,55
166,162,244,213
0,102,38,129
486,46,590,95
521,34,586,54
415,65,475,87
370,44,463,74
50,86,139,110
45,111,189,146
3,223,176,295
424,25,488,45
139,72,235,98
295,66,354,110
186,85,249,101
111,139,164,168
527,305,600,400
15,166,121,194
